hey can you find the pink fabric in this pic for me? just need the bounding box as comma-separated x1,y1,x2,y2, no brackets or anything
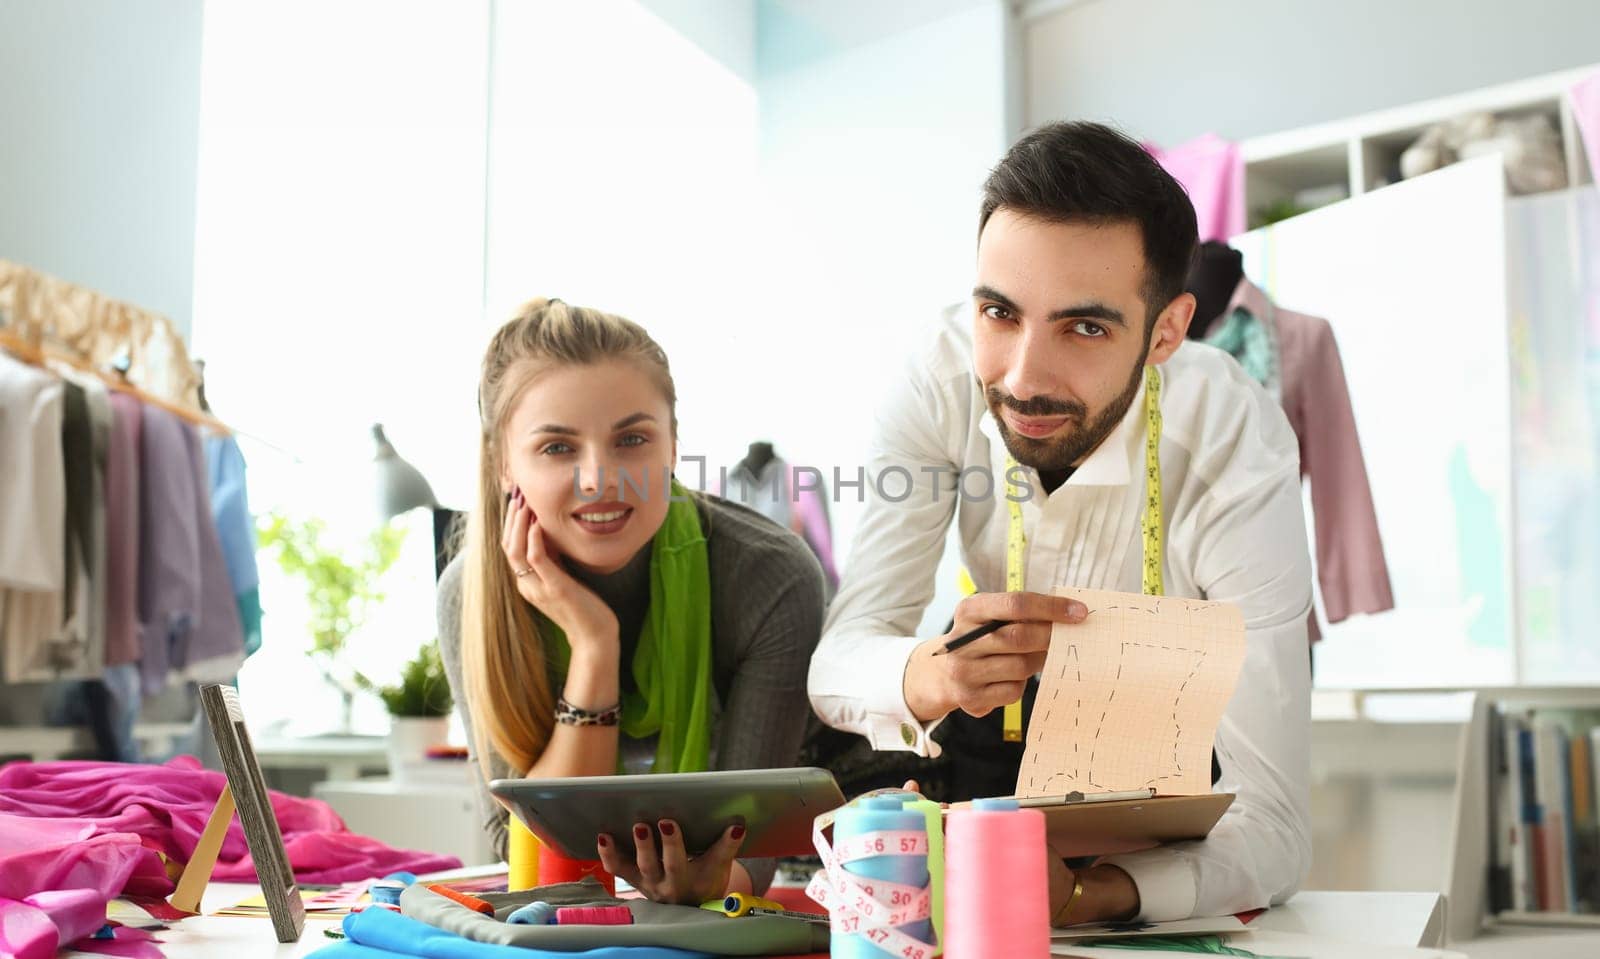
1220,280,1395,639
1148,133,1245,242
0,756,460,885
790,481,838,591
1573,70,1600,189
0,815,169,959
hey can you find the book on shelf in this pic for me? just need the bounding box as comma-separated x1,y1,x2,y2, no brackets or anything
1489,704,1600,919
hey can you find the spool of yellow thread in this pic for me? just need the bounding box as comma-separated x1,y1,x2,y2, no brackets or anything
508,818,541,891
894,792,945,946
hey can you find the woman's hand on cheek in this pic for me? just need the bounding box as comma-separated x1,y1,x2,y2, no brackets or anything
501,488,619,652
596,821,747,906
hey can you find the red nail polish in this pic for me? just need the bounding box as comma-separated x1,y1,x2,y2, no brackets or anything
658,821,676,837
634,824,650,841
730,825,745,841
596,834,609,849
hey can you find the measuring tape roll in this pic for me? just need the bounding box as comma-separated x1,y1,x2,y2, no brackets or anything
807,797,937,958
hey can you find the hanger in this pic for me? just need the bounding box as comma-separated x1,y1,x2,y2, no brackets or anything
0,325,232,435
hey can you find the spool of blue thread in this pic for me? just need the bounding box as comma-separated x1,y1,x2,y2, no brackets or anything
831,795,933,959
507,900,557,925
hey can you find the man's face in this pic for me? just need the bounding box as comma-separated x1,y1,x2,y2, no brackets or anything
972,210,1161,474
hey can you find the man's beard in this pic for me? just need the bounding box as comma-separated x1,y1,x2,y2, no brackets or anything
986,357,1146,473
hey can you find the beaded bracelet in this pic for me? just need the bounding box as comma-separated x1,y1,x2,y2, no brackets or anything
555,697,621,727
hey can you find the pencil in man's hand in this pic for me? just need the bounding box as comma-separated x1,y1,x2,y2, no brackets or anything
930,618,1014,656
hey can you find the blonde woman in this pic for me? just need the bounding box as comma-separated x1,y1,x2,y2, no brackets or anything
437,298,825,905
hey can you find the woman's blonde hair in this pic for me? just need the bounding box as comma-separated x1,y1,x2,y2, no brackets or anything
461,297,677,779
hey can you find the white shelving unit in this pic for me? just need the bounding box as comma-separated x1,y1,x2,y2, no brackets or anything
1447,690,1600,941
1229,62,1600,692
1240,64,1596,224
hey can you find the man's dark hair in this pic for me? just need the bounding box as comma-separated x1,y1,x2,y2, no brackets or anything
979,121,1199,330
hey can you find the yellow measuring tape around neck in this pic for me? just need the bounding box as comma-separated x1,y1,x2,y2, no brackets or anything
1000,364,1164,741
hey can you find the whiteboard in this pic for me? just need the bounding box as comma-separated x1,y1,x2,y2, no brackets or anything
1233,156,1514,688
1506,185,1600,683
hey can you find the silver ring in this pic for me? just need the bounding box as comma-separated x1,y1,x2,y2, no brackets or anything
514,566,534,577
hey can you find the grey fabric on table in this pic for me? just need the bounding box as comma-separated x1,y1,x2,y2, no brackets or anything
400,877,828,954
436,493,826,894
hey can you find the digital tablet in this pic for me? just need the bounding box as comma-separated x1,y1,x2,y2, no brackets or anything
490,767,845,860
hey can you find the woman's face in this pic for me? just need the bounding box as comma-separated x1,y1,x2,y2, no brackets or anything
501,359,677,575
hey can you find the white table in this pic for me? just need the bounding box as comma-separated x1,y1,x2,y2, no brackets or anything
69,878,1449,958
1249,890,1445,948
1458,926,1600,958
65,865,506,959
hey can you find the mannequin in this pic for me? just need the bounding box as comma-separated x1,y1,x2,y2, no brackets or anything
1185,240,1245,338
741,441,776,476
722,441,840,593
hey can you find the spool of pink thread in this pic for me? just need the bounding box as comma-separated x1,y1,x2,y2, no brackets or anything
555,905,633,925
943,798,1050,959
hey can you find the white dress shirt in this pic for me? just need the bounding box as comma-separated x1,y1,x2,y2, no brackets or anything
808,310,1313,922
0,354,68,682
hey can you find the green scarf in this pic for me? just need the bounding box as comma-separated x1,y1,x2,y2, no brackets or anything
542,480,714,774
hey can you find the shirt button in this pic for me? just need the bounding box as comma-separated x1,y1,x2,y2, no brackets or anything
900,723,916,747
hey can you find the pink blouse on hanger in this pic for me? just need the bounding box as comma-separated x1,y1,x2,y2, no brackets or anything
1148,133,1246,242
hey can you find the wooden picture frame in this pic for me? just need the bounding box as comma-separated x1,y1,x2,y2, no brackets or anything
196,683,306,942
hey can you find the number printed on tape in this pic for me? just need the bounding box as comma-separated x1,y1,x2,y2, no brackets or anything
809,814,938,958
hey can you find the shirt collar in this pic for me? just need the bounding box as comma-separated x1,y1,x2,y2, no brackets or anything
973,367,1149,489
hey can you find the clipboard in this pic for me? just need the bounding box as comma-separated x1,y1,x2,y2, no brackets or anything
949,792,1235,858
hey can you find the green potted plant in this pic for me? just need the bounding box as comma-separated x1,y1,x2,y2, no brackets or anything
256,511,407,733
379,640,454,779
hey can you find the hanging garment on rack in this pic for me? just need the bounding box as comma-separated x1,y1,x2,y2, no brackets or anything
0,355,65,594
135,405,203,695
103,391,143,667
0,354,67,683
1147,133,1245,242
186,431,247,681
205,434,262,657
80,377,111,665
35,374,117,754
134,405,247,695
1210,280,1395,638
2,378,97,682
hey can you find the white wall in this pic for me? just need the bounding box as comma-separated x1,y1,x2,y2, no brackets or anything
755,0,1012,630
190,0,491,735
488,0,1017,639
640,0,757,84
1027,0,1600,145
482,0,761,512
0,0,204,337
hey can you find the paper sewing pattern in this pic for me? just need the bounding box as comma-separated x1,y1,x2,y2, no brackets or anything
1016,588,1247,798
